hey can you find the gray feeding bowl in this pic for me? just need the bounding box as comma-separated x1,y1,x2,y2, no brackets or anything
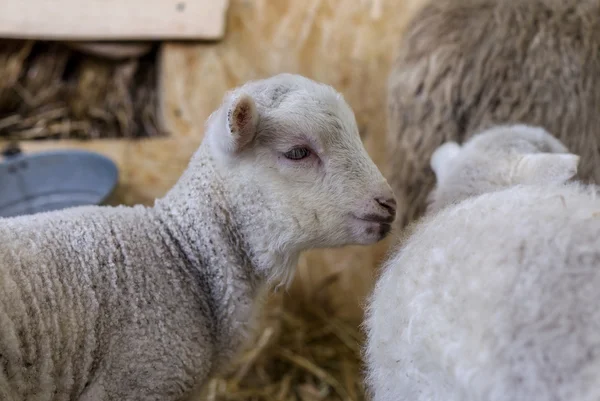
0,145,119,218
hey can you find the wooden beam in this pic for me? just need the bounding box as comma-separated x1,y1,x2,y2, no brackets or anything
0,0,230,40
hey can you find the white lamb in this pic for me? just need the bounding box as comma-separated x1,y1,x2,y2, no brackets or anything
364,124,600,401
0,73,397,401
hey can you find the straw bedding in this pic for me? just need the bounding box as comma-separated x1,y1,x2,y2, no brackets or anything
0,40,164,141
204,274,368,401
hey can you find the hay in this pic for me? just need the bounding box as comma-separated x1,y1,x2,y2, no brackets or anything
206,275,368,401
0,39,165,141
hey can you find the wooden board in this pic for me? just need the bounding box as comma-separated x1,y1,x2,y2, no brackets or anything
0,0,229,40
158,0,429,318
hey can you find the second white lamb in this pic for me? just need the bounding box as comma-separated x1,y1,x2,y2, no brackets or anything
365,124,600,401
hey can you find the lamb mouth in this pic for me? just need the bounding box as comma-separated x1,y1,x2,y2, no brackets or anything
352,213,395,224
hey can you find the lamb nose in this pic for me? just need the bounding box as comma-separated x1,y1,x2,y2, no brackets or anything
375,196,397,216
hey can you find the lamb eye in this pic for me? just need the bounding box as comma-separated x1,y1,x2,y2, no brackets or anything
284,147,311,160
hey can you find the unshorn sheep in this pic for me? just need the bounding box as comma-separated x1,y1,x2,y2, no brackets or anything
388,0,600,228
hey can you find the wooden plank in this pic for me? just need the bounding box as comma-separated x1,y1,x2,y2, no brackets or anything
0,0,230,40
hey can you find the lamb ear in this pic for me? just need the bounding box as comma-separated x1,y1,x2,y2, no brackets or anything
430,141,461,183
222,92,259,153
513,153,580,184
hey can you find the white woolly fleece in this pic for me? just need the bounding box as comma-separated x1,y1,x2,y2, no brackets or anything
365,124,600,401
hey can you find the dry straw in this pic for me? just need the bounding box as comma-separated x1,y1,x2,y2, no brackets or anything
0,40,164,141
205,274,368,401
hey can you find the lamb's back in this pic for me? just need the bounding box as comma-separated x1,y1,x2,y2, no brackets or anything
0,205,215,401
366,183,600,401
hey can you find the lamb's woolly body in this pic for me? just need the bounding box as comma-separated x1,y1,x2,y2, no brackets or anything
366,183,600,401
0,151,264,400
0,73,396,401
365,125,600,401
387,0,600,228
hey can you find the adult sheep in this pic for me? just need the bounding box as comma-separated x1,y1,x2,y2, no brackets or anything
0,73,397,401
388,0,600,228
365,124,600,401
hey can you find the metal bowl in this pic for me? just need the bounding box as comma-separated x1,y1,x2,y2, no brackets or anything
0,146,119,218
